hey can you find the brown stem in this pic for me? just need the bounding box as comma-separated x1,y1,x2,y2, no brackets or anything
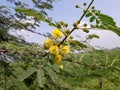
0,50,9,52
58,0,94,47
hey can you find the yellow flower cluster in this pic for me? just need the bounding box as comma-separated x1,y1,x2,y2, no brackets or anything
60,46,70,55
44,38,55,50
43,28,70,64
49,45,59,55
49,45,70,55
48,45,70,64
52,29,62,39
54,54,62,64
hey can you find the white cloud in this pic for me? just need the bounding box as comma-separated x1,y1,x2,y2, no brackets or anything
72,29,120,49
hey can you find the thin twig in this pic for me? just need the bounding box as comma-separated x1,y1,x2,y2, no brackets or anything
58,0,94,46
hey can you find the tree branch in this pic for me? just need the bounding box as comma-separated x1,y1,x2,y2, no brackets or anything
0,50,9,52
58,0,94,46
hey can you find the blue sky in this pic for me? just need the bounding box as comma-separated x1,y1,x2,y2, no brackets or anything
1,0,120,49
33,0,120,49
42,0,120,30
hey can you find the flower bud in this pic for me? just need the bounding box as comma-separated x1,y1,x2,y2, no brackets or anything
59,65,64,70
69,36,73,39
91,6,95,9
57,23,61,29
83,23,87,27
73,22,78,28
60,21,64,25
75,4,80,8
69,40,75,45
64,29,70,36
66,29,70,33
83,2,87,6
64,23,68,27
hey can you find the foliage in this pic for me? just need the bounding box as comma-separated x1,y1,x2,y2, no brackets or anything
0,47,120,90
85,8,120,36
0,0,120,90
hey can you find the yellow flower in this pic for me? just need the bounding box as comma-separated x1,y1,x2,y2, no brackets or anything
49,45,59,55
44,38,55,50
52,29,62,39
54,54,62,64
60,46,70,55
59,65,64,70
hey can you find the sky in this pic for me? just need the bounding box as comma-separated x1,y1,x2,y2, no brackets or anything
1,0,120,49
27,0,120,49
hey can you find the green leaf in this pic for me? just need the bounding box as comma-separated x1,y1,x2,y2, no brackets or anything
99,14,116,24
18,67,36,81
32,0,37,3
15,8,56,27
96,19,100,24
41,2,53,9
85,12,92,17
45,67,58,83
15,8,45,21
45,19,56,27
74,40,87,48
37,68,45,88
86,9,120,36
87,34,99,40
0,87,3,90
99,14,116,27
90,16,95,22
0,6,6,9
52,64,60,73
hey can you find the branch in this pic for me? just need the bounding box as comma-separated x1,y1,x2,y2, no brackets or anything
58,0,94,46
42,0,95,57
0,50,9,52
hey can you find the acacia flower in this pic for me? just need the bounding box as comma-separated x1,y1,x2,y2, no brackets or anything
44,38,55,50
60,46,70,55
52,29,62,39
54,54,62,64
49,45,59,55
